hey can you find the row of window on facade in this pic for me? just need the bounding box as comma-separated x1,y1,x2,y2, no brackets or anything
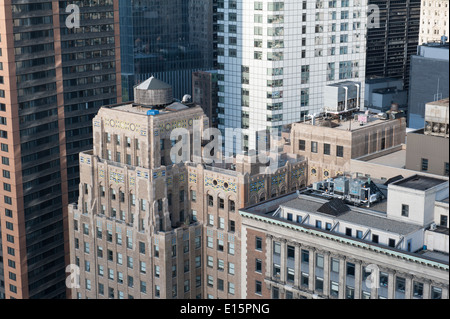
252,236,444,299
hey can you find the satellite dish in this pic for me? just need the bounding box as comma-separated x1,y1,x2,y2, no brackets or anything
182,94,192,103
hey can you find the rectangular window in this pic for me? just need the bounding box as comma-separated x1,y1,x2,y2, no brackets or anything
401,204,409,217
316,254,324,268
336,145,344,157
311,141,318,153
413,281,424,298
255,237,263,250
346,262,355,277
315,276,324,292
255,281,262,295
421,158,429,171
324,143,331,155
396,277,406,293
299,140,306,151
301,249,309,263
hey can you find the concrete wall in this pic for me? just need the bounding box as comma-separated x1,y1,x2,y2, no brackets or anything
405,131,449,176
408,55,449,128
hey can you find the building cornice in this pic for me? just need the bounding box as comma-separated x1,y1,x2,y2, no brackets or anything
240,210,449,271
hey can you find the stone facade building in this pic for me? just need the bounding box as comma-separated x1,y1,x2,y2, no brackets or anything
68,78,308,299
240,174,449,299
288,110,406,184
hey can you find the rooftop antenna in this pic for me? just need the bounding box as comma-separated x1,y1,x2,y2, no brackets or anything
434,78,442,101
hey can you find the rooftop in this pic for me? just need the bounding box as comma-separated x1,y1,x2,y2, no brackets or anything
392,174,448,191
365,77,403,85
279,193,419,235
135,76,172,90
365,149,406,169
106,101,199,116
427,97,449,108
240,191,449,266
297,112,396,132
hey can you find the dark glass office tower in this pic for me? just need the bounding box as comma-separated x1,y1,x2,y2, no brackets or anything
366,0,421,89
119,0,214,101
0,0,121,299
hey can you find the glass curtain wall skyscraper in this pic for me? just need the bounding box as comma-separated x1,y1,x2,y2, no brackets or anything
119,0,214,101
0,0,121,299
366,0,421,89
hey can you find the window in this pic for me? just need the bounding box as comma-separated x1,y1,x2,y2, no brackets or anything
299,140,306,151
345,286,354,299
421,158,429,171
255,281,262,295
315,276,324,292
445,162,449,176
401,204,409,217
372,234,379,243
440,215,448,227
273,263,281,278
388,238,396,248
315,220,322,229
228,282,235,295
331,258,339,273
379,272,388,288
396,277,406,293
255,237,263,250
345,228,352,236
301,249,309,263
217,239,224,251
316,254,324,268
255,259,262,273
229,220,235,232
336,145,344,158
229,200,235,212
208,214,214,226
287,267,295,282
287,245,295,259
346,262,355,277
413,281,423,298
301,273,309,287
273,241,281,255
311,141,318,153
431,286,442,299
324,143,331,155
330,281,339,297
208,195,213,207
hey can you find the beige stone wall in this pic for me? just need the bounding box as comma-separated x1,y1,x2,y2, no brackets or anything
290,118,406,184
242,213,449,299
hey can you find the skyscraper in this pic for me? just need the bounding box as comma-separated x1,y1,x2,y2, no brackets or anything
216,0,368,154
118,0,215,101
365,0,421,89
0,0,121,299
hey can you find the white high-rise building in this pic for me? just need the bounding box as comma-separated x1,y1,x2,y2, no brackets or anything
419,0,449,44
217,0,368,154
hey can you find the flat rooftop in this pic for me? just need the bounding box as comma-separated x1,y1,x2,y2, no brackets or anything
366,77,402,85
298,112,395,132
105,101,198,116
366,149,406,168
392,174,447,191
427,97,449,107
280,195,419,236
